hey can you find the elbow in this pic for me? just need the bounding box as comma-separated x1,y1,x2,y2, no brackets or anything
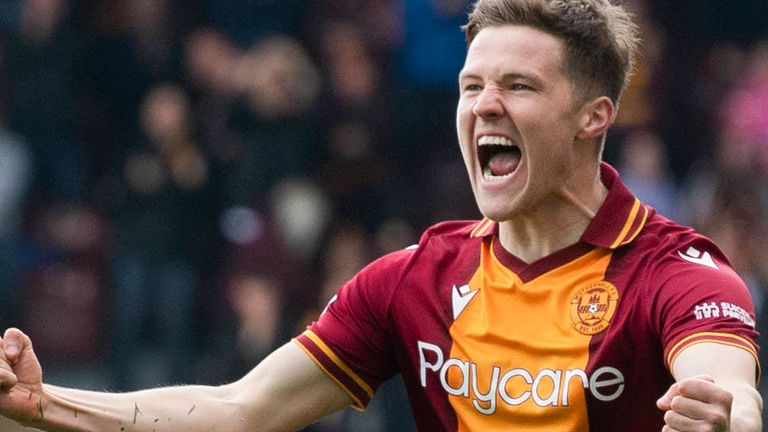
219,380,276,432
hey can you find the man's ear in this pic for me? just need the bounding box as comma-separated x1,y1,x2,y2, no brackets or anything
576,96,615,141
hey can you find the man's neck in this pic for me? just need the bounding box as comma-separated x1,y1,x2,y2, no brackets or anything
497,175,608,264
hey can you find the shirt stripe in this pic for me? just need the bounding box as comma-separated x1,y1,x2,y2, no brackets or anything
470,218,494,238
610,198,641,249
620,204,649,246
293,331,374,409
665,331,759,370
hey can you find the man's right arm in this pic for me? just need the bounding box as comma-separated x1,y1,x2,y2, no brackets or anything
0,328,352,432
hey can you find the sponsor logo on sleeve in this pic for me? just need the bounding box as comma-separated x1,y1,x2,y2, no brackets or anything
693,301,755,327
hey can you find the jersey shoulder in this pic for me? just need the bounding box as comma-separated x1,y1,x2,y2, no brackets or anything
634,212,739,279
352,220,483,298
420,219,486,239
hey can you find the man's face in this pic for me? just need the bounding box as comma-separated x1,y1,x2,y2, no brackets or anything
457,25,585,222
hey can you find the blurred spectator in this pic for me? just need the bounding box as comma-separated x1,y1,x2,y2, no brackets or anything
80,0,193,183
205,209,313,385
374,217,418,256
270,179,332,263
0,125,33,329
4,0,86,200
183,27,241,166
308,0,402,56
19,203,108,388
202,0,307,48
390,0,475,225
397,0,469,90
649,0,768,42
107,83,214,390
613,1,663,131
227,273,285,365
318,222,370,305
649,0,768,179
719,42,768,176
318,22,385,112
603,1,664,166
217,186,325,312
682,42,768,230
318,120,392,229
618,129,680,219
224,35,321,210
312,21,398,229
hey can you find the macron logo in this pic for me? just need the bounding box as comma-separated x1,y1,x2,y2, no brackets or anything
452,284,479,320
321,294,338,316
677,246,718,270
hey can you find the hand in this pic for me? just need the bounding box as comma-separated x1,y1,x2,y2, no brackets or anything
657,374,733,432
0,328,44,424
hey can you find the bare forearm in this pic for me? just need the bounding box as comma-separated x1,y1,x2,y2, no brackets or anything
0,341,347,432
730,384,763,432
20,383,245,432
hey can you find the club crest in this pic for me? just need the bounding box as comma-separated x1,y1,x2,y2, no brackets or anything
570,281,619,335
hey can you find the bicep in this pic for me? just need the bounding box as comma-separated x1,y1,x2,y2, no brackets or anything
672,342,762,430
226,342,353,431
671,342,758,385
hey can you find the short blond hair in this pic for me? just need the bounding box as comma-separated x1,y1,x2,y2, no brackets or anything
464,0,639,105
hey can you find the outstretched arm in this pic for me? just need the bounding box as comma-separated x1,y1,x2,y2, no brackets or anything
657,342,762,432
0,328,352,432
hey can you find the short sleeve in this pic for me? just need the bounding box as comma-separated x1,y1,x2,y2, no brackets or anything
651,242,759,372
293,248,413,409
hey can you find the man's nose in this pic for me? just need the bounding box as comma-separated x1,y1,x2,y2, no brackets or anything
472,88,505,118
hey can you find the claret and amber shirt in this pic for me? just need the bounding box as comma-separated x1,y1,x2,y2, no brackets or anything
294,163,758,431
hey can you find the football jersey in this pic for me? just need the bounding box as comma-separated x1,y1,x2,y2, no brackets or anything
294,163,758,431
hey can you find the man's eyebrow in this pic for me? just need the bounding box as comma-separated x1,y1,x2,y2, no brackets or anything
459,71,544,82
501,72,543,82
458,71,480,81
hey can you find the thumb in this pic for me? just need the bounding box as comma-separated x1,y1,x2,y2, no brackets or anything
657,375,716,410
657,382,679,410
2,328,31,363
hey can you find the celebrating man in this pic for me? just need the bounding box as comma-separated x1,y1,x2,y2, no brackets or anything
0,0,761,431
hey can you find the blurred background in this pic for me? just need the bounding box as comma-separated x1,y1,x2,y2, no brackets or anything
0,0,766,430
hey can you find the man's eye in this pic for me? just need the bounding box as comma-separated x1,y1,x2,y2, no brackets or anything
463,84,482,92
510,83,533,91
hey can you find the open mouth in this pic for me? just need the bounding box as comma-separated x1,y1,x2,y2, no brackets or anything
478,135,521,182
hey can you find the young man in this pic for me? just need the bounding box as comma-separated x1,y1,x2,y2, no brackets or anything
0,0,761,430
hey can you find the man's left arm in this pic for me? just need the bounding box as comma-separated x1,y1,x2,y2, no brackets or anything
658,342,762,432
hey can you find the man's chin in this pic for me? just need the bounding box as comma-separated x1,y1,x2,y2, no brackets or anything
477,201,521,223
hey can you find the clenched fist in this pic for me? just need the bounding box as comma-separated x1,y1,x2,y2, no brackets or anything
657,375,732,432
0,328,45,425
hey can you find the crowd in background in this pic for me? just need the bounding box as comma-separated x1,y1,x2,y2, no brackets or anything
0,0,766,430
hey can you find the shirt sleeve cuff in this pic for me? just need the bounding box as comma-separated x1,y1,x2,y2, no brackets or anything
665,331,760,378
293,330,374,410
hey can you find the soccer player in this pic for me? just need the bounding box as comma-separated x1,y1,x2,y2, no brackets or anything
0,0,762,430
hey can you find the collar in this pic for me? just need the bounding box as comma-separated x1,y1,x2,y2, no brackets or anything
470,162,650,250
